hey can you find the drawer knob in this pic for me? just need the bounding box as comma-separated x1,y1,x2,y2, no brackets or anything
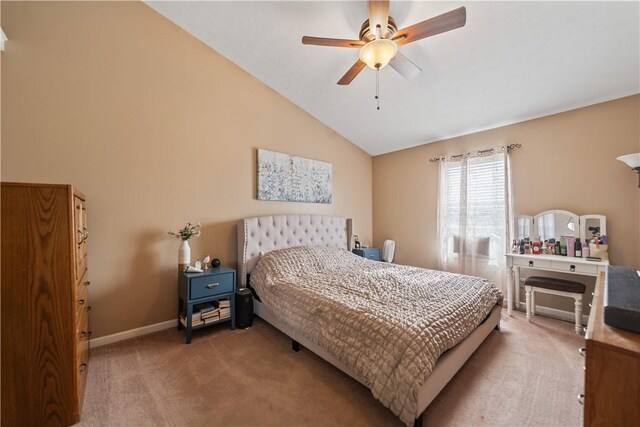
529,261,534,267
206,283,220,289
570,265,576,272
578,347,586,357
577,394,584,406
79,363,87,373
83,281,91,287
78,299,85,305
79,331,92,339
589,302,592,308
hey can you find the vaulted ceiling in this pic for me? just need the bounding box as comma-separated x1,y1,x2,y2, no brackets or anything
146,1,640,156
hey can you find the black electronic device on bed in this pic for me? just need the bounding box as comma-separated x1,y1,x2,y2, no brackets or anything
604,266,640,333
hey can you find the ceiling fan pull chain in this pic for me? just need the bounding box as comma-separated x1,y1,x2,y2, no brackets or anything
375,68,380,110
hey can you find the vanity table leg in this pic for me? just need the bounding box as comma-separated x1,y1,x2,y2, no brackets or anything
514,267,521,312
575,295,583,335
531,291,536,316
525,287,532,322
506,266,514,316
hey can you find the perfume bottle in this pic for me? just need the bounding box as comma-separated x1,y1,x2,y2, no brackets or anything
560,237,567,256
532,241,541,255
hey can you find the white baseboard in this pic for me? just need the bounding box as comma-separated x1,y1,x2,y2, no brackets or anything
91,319,177,348
91,304,588,348
515,302,589,324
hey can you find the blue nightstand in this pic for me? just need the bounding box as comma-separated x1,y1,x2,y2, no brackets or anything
178,266,236,344
352,247,381,261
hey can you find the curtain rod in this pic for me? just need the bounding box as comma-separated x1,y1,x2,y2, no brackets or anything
429,143,522,163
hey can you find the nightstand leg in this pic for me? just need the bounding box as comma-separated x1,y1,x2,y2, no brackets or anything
177,297,183,331
292,340,300,352
230,293,236,330
186,304,193,344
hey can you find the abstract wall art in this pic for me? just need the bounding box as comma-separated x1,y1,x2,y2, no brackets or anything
257,149,332,203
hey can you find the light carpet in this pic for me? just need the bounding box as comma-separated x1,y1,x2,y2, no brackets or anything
79,310,584,426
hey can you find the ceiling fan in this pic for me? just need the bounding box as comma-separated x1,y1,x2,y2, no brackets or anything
302,1,467,86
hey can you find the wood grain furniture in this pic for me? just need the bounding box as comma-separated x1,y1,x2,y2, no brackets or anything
352,247,381,261
237,214,501,427
1,182,90,426
507,210,608,316
178,266,236,344
524,276,586,334
582,271,640,426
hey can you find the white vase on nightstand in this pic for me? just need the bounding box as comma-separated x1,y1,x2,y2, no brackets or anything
178,240,190,271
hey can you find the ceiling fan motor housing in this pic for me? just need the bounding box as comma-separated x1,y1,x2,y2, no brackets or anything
359,16,398,42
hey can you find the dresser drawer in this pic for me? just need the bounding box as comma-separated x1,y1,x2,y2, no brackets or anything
550,260,598,275
190,272,234,300
76,301,90,340
77,337,89,411
512,257,551,269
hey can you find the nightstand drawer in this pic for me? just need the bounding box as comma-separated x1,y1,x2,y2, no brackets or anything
190,272,234,300
353,247,381,261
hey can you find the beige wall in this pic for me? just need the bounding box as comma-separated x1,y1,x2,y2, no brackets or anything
1,2,372,338
373,95,640,312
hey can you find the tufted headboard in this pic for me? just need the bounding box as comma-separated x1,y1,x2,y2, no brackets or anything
237,214,353,286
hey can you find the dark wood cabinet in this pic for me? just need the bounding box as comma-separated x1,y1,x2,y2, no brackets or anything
583,272,640,426
1,182,90,426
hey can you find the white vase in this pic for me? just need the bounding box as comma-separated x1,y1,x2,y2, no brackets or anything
178,240,191,271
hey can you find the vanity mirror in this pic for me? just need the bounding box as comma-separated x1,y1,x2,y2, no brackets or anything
514,215,533,242
533,210,579,242
580,214,606,242
511,210,606,245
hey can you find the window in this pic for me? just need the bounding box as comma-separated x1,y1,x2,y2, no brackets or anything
437,149,511,290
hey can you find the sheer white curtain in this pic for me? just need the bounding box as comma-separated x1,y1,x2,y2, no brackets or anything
437,148,512,292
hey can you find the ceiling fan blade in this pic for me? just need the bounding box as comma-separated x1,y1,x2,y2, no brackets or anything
337,60,366,85
393,6,466,46
369,0,390,37
302,36,365,48
389,52,421,80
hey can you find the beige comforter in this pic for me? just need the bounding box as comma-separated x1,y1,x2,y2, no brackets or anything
251,246,503,425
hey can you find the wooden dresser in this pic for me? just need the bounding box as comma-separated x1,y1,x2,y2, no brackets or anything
1,183,90,426
582,272,640,426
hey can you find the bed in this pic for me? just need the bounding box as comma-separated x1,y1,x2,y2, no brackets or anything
237,214,502,426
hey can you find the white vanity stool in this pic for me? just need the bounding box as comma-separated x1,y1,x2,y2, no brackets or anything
524,276,586,334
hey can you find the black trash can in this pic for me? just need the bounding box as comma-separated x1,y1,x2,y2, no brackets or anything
235,287,254,329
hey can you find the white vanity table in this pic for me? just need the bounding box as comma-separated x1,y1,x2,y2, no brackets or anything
505,253,609,315
505,210,609,315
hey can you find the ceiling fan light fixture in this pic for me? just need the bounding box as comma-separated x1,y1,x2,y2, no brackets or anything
359,38,398,70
